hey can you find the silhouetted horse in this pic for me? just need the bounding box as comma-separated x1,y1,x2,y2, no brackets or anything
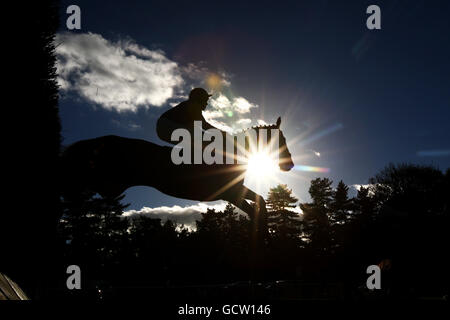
61,117,294,221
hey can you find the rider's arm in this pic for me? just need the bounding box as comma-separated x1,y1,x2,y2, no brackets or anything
202,118,216,131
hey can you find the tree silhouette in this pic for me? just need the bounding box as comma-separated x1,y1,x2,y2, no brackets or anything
330,180,352,225
266,184,301,240
300,178,333,251
266,184,298,211
51,163,449,300
365,163,450,297
60,192,129,292
195,204,251,281
264,184,303,279
2,0,62,298
352,186,377,226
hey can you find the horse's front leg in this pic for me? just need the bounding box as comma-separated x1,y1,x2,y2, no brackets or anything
244,187,268,216
225,185,268,236
230,185,268,216
225,185,268,277
226,195,255,221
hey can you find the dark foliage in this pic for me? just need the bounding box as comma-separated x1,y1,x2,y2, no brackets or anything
55,163,449,300
2,0,62,299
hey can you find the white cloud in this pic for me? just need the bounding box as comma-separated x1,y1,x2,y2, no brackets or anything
56,32,183,112
209,94,257,114
257,119,268,126
122,201,232,230
351,184,376,196
352,184,371,191
237,118,252,125
202,110,224,120
209,94,232,110
56,32,264,133
204,93,260,132
206,119,234,133
233,97,256,114
182,63,231,89
287,207,303,215
111,119,141,131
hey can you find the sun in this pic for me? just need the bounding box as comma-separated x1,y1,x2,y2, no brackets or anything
245,151,278,181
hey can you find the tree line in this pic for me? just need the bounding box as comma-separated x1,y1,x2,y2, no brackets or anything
58,163,450,300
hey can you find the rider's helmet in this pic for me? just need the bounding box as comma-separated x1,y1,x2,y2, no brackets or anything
189,88,212,101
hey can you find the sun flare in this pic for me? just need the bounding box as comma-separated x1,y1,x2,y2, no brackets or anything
246,151,278,180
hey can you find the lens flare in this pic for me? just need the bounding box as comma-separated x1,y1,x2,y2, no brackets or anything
206,73,223,90
298,123,343,147
293,165,330,173
417,150,450,157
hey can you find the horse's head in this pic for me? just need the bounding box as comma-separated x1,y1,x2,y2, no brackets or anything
273,117,294,171
250,117,294,172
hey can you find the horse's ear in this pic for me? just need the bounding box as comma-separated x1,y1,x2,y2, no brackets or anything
276,117,281,128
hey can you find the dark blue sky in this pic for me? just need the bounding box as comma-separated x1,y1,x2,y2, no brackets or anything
58,0,450,211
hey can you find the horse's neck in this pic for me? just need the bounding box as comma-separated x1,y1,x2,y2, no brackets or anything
231,128,272,154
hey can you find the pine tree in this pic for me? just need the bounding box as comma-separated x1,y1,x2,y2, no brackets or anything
195,203,251,281
300,178,333,251
59,192,129,288
308,178,334,207
353,186,376,226
196,203,249,244
266,184,298,211
266,184,302,240
301,177,333,225
330,180,352,225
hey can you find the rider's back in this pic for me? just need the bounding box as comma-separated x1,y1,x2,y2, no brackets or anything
157,100,204,145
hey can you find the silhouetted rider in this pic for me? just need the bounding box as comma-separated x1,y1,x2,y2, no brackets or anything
157,88,221,145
